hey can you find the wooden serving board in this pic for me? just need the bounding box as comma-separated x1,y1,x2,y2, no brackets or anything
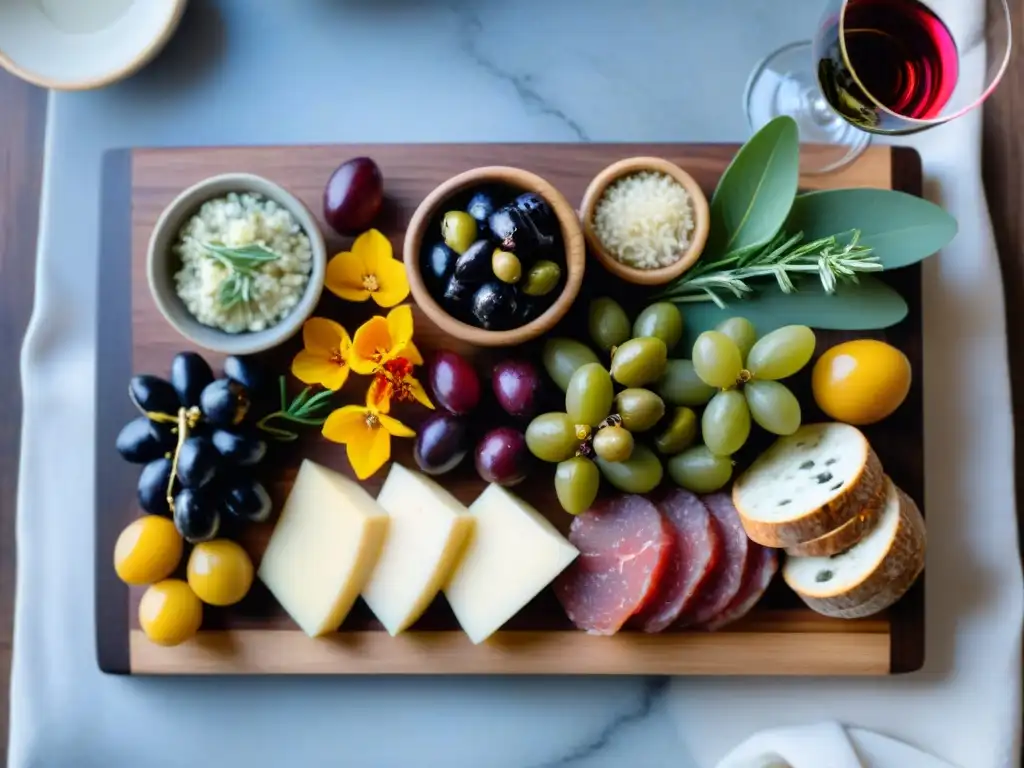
95,143,924,676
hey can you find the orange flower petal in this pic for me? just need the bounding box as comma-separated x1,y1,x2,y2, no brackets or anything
321,405,369,444
366,376,392,414
370,255,411,308
405,376,434,410
378,413,416,439
291,350,349,391
302,317,350,356
385,305,414,346
351,316,392,375
396,340,423,366
325,250,371,302
352,229,392,274
347,422,391,480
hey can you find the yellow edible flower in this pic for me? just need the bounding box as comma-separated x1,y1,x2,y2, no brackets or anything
322,389,415,480
290,318,352,391
350,304,423,375
325,229,409,307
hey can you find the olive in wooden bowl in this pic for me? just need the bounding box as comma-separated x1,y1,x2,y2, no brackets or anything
404,167,585,347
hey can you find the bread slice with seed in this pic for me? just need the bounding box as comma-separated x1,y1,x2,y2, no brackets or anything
732,423,885,548
782,477,925,618
784,493,885,558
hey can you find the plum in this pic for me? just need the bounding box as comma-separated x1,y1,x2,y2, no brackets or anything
323,157,383,236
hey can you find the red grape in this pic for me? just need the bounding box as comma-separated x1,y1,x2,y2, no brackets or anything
475,427,531,486
323,157,384,236
492,359,543,419
429,350,481,415
414,413,470,476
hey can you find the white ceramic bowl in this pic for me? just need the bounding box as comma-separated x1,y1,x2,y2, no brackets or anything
0,0,186,90
147,173,327,356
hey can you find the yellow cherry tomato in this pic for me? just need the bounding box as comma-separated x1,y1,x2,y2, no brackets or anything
812,340,912,425
187,540,254,607
114,516,183,585
138,579,202,646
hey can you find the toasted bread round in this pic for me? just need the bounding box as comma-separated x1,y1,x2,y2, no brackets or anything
784,488,886,558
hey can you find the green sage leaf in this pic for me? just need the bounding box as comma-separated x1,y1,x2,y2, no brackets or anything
706,116,800,259
785,188,957,270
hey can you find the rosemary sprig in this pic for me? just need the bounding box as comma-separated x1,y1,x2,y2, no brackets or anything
196,241,281,311
256,376,336,441
655,229,882,308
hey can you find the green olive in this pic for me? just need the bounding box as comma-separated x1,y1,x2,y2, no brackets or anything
716,317,757,362
655,407,698,455
492,249,522,284
614,389,665,433
633,302,684,351
555,456,600,515
441,210,477,254
655,359,716,406
522,260,562,297
588,297,631,352
596,443,663,494
610,337,668,388
543,338,601,391
525,412,580,463
667,445,733,493
592,425,634,463
565,363,614,427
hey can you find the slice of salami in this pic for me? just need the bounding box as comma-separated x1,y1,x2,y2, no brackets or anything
555,495,674,635
676,492,753,627
634,489,721,633
699,544,778,631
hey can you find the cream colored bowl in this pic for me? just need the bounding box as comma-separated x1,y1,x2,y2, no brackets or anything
0,0,186,90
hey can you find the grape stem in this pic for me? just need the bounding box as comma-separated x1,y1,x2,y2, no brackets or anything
255,376,336,441
164,406,201,514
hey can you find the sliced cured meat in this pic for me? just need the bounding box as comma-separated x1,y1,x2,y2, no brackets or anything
676,492,753,627
699,544,778,631
634,490,721,633
555,495,674,635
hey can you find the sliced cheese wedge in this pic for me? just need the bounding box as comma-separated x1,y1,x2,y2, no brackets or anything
445,484,578,644
258,460,389,637
362,464,474,636
783,477,925,619
733,423,885,548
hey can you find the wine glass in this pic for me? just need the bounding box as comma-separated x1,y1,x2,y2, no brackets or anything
744,0,1013,174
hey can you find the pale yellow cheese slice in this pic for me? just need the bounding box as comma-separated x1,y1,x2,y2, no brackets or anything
258,459,389,637
362,463,474,636
444,484,578,644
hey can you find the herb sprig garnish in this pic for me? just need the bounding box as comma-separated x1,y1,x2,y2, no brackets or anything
197,241,281,310
655,229,881,308
256,376,335,441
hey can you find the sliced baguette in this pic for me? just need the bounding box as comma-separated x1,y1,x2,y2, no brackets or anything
732,423,885,548
782,477,925,618
784,491,886,558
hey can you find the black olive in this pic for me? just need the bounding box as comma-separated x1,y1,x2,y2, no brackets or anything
424,242,458,288
129,375,180,416
452,239,494,285
220,478,273,523
115,417,176,464
137,457,173,515
514,192,553,222
175,436,220,488
223,356,267,394
211,429,267,466
467,190,497,223
173,487,220,543
169,352,214,408
471,281,518,330
488,207,517,244
200,378,250,427
487,204,555,257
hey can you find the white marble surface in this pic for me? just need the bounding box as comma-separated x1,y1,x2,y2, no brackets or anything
11,1,1021,767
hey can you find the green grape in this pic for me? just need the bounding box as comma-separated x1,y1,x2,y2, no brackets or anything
656,359,716,407
746,325,816,380
701,390,750,456
595,444,663,494
692,331,743,389
565,363,614,427
715,317,757,362
744,380,802,436
667,445,733,493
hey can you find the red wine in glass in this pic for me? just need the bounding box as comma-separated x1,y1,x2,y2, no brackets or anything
814,0,959,134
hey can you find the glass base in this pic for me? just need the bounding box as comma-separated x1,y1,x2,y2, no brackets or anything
744,41,870,175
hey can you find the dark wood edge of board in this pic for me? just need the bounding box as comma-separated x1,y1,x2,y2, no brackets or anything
95,143,926,676
96,148,133,675
888,145,926,675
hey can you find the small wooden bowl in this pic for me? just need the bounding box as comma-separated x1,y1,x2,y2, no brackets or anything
404,166,585,347
579,157,710,286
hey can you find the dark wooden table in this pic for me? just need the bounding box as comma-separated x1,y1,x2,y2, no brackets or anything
0,2,1021,758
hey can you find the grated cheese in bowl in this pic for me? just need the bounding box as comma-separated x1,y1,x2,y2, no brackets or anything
592,171,694,269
